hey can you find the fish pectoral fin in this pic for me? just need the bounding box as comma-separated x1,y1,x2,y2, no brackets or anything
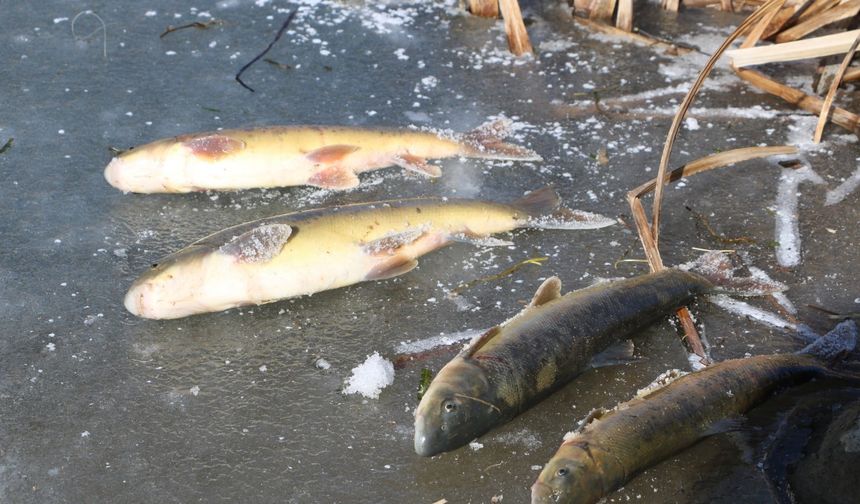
449,231,513,248
462,326,501,358
702,416,747,437
362,227,428,256
307,165,360,190
182,134,246,160
219,223,293,263
528,276,562,308
392,154,442,177
306,144,360,163
589,340,637,368
365,255,418,281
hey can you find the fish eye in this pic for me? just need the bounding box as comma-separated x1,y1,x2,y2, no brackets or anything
556,467,569,477
443,401,457,413
151,263,159,269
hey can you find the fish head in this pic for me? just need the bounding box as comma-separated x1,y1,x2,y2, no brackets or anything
124,245,233,319
531,441,604,504
413,356,499,457
104,139,187,193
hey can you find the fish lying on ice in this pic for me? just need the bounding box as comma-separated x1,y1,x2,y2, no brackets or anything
104,120,542,193
124,187,615,320
413,253,786,456
531,320,859,504
414,269,717,457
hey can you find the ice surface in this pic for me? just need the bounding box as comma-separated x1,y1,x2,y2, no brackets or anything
343,352,395,399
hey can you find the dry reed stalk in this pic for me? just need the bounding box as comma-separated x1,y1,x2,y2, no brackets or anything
499,0,533,55
651,0,785,245
775,0,860,42
589,0,618,21
735,67,860,132
814,32,860,142
843,66,860,80
728,29,860,66
573,17,693,54
616,0,634,31
722,0,736,11
742,0,787,48
468,0,500,17
795,0,841,22
760,4,802,39
627,145,797,365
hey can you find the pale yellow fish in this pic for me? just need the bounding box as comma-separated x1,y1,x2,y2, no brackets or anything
104,119,541,193
124,187,615,319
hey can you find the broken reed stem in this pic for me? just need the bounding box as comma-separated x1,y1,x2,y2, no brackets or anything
627,144,797,365
573,17,693,54
662,0,681,13
814,32,860,143
651,0,784,247
589,0,618,22
468,0,500,17
728,29,860,66
616,0,634,32
741,0,786,48
735,67,860,132
775,0,860,43
499,0,533,56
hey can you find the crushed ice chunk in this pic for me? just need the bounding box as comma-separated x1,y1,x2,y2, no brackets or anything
469,440,484,451
190,385,200,396
343,352,394,399
314,358,331,370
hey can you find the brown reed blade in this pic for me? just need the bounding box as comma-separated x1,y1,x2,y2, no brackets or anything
814,32,860,142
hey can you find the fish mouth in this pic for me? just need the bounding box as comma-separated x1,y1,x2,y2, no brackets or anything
413,415,437,457
530,481,557,504
103,157,125,190
124,281,151,318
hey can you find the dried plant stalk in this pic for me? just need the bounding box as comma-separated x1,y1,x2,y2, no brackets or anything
616,0,634,31
468,0,500,18
627,145,797,364
775,0,860,43
728,29,860,66
814,32,860,142
735,67,860,132
795,0,841,22
721,0,735,12
573,17,693,54
741,0,787,48
589,0,618,21
651,0,785,245
843,66,860,81
499,0,533,56
760,4,802,39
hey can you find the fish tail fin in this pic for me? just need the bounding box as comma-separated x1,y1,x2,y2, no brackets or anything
679,251,787,296
797,320,858,363
459,118,543,161
513,187,617,231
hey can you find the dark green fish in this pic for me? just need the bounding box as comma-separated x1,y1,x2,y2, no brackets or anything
531,320,858,504
413,269,714,457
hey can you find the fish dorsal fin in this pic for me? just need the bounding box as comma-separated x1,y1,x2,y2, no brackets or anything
528,276,562,309
220,223,293,263
462,326,501,358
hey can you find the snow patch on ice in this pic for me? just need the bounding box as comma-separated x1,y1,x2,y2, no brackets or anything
343,352,395,399
394,328,485,354
709,294,796,330
773,163,825,267
825,163,860,206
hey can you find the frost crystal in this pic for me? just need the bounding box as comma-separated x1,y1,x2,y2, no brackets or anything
343,352,395,399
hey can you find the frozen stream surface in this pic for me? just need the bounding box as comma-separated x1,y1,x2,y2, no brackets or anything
1,1,859,503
